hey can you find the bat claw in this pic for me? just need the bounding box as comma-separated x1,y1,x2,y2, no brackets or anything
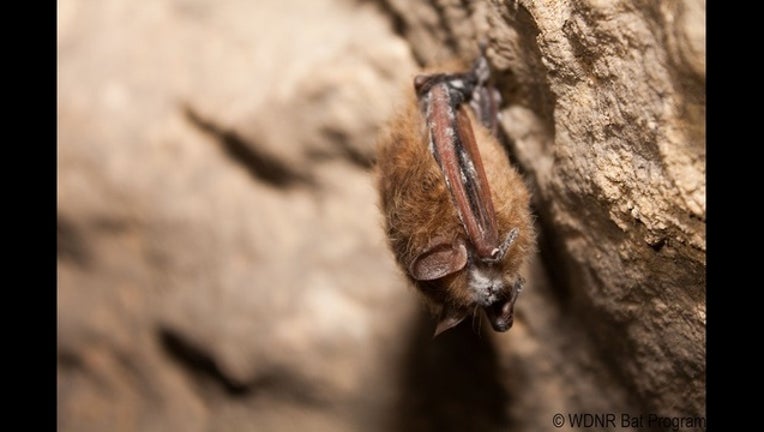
471,48,491,86
483,228,519,264
500,228,520,256
512,276,525,297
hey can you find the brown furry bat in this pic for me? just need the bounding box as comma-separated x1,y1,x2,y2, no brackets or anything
376,51,535,337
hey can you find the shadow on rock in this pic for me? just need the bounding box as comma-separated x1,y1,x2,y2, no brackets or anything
395,311,512,432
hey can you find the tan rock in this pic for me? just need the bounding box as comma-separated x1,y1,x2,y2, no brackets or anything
58,0,705,430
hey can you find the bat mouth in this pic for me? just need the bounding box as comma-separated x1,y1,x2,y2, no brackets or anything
483,277,523,332
484,296,516,332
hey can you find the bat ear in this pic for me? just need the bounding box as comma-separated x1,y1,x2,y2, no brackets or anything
433,305,469,338
408,239,468,281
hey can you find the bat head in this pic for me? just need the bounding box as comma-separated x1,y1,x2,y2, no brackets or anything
423,235,525,337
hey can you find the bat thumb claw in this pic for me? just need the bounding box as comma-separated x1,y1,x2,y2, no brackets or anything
414,75,428,93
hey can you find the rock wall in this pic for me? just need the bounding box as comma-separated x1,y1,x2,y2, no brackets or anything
380,0,705,420
58,0,705,430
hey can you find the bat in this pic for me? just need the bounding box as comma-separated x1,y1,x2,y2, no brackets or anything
376,50,535,337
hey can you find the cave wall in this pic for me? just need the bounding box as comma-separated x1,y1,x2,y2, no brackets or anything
57,0,705,430
379,0,705,419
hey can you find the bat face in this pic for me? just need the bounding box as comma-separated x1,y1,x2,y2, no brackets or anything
376,51,534,337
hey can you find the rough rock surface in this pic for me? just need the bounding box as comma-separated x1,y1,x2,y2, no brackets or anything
58,0,705,430
379,0,706,422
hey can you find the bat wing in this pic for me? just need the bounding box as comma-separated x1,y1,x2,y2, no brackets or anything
422,81,500,260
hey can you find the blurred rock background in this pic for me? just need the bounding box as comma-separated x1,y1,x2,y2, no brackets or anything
57,0,705,431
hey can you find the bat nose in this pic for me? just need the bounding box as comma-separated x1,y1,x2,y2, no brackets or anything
493,315,513,332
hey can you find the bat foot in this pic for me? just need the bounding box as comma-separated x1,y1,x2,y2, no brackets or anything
414,72,477,102
471,45,491,86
